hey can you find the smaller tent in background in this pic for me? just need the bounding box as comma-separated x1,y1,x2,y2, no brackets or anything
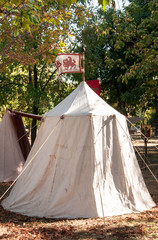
0,109,31,182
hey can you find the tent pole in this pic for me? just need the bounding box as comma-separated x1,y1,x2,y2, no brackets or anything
81,39,85,82
82,51,85,82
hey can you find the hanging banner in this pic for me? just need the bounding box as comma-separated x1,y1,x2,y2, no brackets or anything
86,80,101,96
55,53,84,89
55,53,83,74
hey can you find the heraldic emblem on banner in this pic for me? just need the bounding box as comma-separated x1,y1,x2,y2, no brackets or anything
55,53,84,89
55,53,83,75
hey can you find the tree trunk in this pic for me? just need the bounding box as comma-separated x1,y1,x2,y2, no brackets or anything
156,108,158,136
31,64,38,146
29,65,32,83
31,106,38,146
114,81,122,111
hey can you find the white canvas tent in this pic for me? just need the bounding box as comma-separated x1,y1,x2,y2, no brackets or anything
2,82,155,218
0,110,25,182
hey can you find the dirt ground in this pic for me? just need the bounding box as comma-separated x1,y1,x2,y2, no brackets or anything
0,136,157,239
132,136,158,204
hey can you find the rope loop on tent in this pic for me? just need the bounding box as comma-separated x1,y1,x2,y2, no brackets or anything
0,117,62,201
116,117,158,183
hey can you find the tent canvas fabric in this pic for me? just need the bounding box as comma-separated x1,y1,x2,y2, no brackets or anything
2,82,156,218
9,110,31,160
0,110,26,182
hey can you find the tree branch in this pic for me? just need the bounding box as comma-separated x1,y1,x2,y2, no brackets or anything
39,63,46,88
42,69,57,91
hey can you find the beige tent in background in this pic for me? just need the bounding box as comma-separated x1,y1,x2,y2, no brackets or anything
0,109,30,182
2,82,156,218
0,108,42,182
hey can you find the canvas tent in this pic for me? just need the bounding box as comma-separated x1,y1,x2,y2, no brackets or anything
0,109,30,182
2,82,155,218
0,109,42,182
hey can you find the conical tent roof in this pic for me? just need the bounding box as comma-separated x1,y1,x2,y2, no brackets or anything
2,82,155,218
46,81,119,117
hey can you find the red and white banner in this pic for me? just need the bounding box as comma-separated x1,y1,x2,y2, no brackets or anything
55,53,84,88
55,53,83,74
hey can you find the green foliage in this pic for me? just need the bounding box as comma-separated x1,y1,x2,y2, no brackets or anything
0,0,88,101
0,0,91,142
0,0,124,143
98,0,110,11
0,63,77,124
149,112,157,128
0,0,110,37
0,0,90,69
72,0,158,117
0,0,157,132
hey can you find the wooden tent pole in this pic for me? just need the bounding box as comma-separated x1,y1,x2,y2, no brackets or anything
8,109,42,120
81,40,85,82
82,50,85,82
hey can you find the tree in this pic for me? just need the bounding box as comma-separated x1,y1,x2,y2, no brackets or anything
0,0,137,144
0,62,78,144
73,9,139,114
0,0,122,74
0,1,89,144
73,0,158,126
123,0,158,132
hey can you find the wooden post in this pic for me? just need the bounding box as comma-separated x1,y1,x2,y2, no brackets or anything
81,42,85,82
144,137,147,169
82,51,85,82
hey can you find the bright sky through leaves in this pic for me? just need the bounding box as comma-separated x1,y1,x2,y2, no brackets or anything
92,0,129,9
